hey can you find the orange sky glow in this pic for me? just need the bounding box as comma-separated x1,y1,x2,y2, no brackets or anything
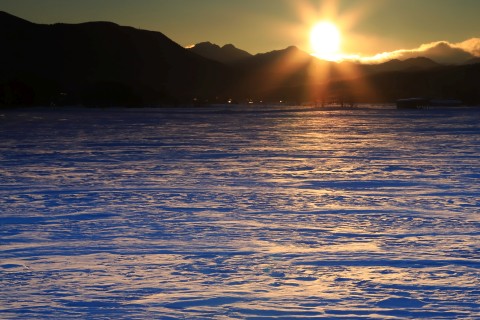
1,0,479,63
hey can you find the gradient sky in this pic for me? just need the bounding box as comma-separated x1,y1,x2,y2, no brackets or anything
1,0,479,56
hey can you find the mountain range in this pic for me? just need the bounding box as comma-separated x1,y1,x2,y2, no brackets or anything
1,11,479,107
0,11,227,106
189,42,252,64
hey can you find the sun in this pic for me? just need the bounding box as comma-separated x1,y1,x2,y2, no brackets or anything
310,22,341,61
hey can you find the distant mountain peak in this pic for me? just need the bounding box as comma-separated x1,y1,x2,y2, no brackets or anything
189,41,252,64
79,21,120,27
388,59,402,63
0,10,34,26
193,41,219,49
408,42,474,65
51,21,121,29
286,45,300,51
406,56,433,61
403,56,440,66
255,46,312,61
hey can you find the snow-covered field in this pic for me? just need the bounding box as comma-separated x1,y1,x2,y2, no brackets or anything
1,106,479,319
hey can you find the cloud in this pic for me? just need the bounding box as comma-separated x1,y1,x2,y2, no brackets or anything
345,38,480,64
456,38,480,57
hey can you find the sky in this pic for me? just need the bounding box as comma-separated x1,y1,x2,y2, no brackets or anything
1,0,479,60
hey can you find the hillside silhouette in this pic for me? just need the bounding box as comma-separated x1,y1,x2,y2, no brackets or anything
393,42,476,65
1,11,479,107
0,11,227,106
224,46,478,104
189,42,252,64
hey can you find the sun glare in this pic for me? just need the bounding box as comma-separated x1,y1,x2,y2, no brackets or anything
310,22,341,61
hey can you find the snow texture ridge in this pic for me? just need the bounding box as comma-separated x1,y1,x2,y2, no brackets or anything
0,106,479,319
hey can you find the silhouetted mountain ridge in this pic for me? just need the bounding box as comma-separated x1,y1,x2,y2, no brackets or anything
1,11,479,107
189,42,252,64
0,11,228,106
0,10,33,27
225,46,478,104
364,57,441,74
408,42,475,64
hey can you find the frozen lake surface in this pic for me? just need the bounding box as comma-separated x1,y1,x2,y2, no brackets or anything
1,106,479,319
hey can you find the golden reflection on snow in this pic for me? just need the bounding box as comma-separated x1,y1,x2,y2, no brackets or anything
1,108,479,318
255,239,380,254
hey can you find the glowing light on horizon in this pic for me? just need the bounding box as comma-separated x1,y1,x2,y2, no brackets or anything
310,21,341,61
286,0,391,63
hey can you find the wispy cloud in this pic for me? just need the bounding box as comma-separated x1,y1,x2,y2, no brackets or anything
343,38,480,64
456,38,480,57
